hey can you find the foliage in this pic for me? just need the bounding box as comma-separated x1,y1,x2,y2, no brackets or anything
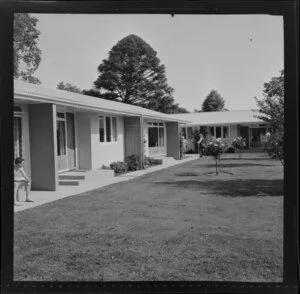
254,70,284,165
206,137,228,175
14,13,42,84
225,147,235,154
232,136,246,150
201,90,226,112
90,34,188,113
254,70,284,133
57,82,82,93
126,155,142,171
206,137,228,158
110,161,128,173
232,136,246,159
264,132,284,166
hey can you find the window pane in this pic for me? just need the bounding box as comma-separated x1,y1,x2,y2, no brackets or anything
216,126,222,138
159,127,165,146
57,112,65,118
57,120,66,155
112,117,117,141
223,126,229,138
182,128,187,138
209,127,215,137
14,117,22,158
187,127,193,139
159,123,164,126
148,127,158,147
153,122,158,126
99,116,104,142
106,117,111,142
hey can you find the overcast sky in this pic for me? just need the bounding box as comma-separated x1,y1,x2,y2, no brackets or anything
32,14,283,112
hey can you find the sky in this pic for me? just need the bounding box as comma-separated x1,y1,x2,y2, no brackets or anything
32,14,283,112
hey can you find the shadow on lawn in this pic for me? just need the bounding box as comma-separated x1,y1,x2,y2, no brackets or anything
220,157,274,161
194,163,273,168
155,179,283,197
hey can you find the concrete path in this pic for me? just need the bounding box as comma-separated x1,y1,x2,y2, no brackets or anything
14,155,199,212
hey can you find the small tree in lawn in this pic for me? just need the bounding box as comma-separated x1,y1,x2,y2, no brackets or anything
232,136,246,159
206,137,228,175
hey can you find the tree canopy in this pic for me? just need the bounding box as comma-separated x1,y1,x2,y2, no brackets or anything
201,90,226,112
90,34,188,113
57,81,82,93
255,70,284,134
14,13,42,84
255,70,284,164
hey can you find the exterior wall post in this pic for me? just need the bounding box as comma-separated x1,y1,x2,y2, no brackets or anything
166,121,180,160
28,103,57,191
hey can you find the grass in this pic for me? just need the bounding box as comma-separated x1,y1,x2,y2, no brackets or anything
14,153,283,282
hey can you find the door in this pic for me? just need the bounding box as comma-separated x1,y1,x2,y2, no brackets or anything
239,126,249,149
66,112,76,169
148,123,166,156
57,112,68,171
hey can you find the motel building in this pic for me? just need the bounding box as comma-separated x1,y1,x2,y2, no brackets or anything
171,110,271,153
14,80,190,192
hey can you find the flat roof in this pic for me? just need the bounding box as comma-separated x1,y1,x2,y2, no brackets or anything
14,80,191,123
170,109,265,126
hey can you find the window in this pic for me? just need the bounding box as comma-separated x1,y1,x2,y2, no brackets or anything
159,127,165,147
148,127,158,147
148,122,165,147
216,126,222,138
99,116,117,143
14,116,22,159
209,127,215,137
106,117,111,142
57,120,66,155
223,126,229,138
99,116,105,142
187,127,193,139
112,117,117,141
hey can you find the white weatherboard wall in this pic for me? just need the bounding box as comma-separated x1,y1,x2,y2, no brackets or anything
229,125,238,144
90,113,125,169
143,120,149,157
76,112,92,170
16,103,31,177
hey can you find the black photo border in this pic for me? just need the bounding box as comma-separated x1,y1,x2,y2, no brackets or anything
0,1,299,293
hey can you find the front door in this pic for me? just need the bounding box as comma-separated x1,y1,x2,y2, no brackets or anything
66,112,76,169
148,122,166,156
239,126,249,149
57,111,76,171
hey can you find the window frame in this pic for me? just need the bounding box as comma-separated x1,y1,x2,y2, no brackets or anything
99,115,118,143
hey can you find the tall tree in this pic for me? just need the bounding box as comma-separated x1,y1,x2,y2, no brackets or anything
201,90,225,112
255,70,284,164
254,70,284,134
14,13,42,84
57,81,82,93
90,34,187,113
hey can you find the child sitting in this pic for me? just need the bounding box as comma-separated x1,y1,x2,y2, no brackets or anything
14,157,33,204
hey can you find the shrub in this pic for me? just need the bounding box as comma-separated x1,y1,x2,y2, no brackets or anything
225,147,235,153
232,136,246,159
110,161,128,173
206,137,228,175
126,155,142,171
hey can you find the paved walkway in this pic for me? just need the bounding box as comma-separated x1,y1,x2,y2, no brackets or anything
14,155,199,212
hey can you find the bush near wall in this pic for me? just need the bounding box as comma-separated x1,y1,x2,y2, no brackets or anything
110,161,128,174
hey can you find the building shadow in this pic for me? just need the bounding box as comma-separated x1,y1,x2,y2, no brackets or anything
193,163,273,168
154,179,283,197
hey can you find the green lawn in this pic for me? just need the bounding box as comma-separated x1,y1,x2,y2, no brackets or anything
14,153,283,282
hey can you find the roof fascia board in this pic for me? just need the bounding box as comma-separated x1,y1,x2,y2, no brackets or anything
14,92,189,123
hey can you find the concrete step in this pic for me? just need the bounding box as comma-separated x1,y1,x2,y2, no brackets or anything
58,174,85,180
58,180,80,186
